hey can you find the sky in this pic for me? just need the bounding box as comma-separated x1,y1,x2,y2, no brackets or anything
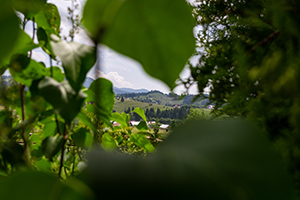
12,0,202,94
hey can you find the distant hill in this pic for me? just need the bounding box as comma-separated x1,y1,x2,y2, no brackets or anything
117,90,211,107
84,77,149,94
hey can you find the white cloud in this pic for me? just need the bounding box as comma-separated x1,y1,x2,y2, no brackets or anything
89,69,133,88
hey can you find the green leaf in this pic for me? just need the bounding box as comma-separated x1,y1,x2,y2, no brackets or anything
83,0,125,39
35,3,61,36
50,35,97,92
34,158,51,172
45,66,65,82
129,133,155,153
9,57,47,86
37,27,53,55
2,30,39,66
38,77,86,124
111,112,128,128
85,78,115,126
0,1,20,65
0,171,95,200
84,0,195,89
72,128,93,148
101,133,117,152
135,121,149,131
77,111,98,133
12,0,47,19
83,120,294,199
132,107,147,122
41,135,63,160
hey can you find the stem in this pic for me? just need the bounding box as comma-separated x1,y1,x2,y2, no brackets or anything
20,84,30,163
58,123,70,178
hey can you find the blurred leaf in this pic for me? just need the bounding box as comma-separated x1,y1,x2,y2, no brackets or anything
0,171,95,200
50,35,96,92
34,158,51,172
38,77,86,124
41,135,63,160
129,133,154,153
132,107,147,122
41,119,58,138
83,0,124,38
72,128,93,148
83,120,294,199
0,1,20,65
46,66,65,82
85,78,115,126
84,0,195,89
12,0,46,19
9,57,47,86
101,133,117,152
35,3,60,36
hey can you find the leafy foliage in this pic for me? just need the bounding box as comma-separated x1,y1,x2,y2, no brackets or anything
0,0,295,199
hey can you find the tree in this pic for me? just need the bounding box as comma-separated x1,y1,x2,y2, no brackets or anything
188,0,300,193
121,96,124,102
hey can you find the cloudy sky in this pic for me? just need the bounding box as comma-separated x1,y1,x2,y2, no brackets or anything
24,0,201,94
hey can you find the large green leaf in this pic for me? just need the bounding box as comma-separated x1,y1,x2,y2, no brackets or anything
12,0,46,19
129,133,154,152
85,78,115,126
83,120,294,199
83,0,125,39
50,35,97,92
83,0,195,89
38,77,86,124
0,1,20,66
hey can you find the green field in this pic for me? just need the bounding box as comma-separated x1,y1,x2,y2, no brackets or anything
113,98,172,113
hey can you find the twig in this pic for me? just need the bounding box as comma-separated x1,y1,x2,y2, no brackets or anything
247,30,280,55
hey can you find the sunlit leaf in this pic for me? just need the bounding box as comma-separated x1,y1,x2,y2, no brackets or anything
35,3,61,36
111,112,128,128
76,111,98,133
101,133,117,152
50,35,96,92
132,107,147,122
129,133,154,153
85,78,115,126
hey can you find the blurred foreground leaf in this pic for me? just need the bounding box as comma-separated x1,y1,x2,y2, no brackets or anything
81,120,294,199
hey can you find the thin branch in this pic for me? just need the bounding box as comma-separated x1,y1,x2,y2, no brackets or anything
58,123,70,179
247,30,280,55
